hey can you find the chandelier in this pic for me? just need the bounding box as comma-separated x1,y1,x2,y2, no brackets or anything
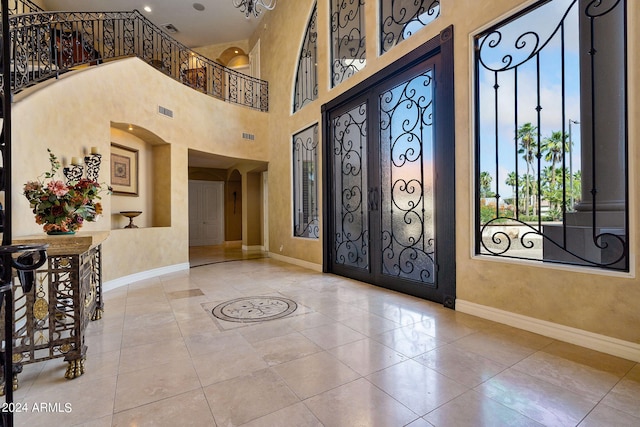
233,0,276,19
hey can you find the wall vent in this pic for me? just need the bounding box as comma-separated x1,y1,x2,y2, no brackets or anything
242,132,255,140
158,105,174,118
161,23,179,34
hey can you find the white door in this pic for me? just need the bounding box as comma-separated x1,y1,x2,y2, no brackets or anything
189,180,224,246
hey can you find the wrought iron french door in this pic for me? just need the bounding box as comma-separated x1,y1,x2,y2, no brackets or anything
323,28,455,307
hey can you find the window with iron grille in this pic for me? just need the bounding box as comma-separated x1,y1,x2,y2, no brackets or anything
331,0,366,87
293,124,319,238
474,0,628,271
380,0,440,54
293,2,318,113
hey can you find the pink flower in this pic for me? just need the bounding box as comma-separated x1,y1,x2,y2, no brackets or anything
47,180,69,197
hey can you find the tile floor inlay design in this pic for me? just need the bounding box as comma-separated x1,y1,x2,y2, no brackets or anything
212,296,298,323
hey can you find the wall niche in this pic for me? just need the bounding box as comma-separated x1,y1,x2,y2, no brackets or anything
110,123,171,229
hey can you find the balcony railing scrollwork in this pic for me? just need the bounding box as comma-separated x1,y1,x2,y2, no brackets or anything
2,9,268,111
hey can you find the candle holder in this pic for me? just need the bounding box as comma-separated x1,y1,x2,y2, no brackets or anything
84,153,102,181
62,164,84,183
63,153,102,184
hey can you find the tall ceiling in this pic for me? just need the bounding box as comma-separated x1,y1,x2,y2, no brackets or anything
43,1,272,170
43,0,266,47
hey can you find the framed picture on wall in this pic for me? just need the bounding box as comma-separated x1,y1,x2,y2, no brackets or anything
110,143,138,196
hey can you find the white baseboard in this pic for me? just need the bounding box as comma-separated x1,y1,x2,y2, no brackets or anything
456,299,640,362
268,252,322,272
242,245,265,253
103,263,190,292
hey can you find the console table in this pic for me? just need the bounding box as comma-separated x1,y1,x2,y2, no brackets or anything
5,231,109,389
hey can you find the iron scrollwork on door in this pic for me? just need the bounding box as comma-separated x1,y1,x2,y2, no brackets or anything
332,103,369,269
379,70,436,284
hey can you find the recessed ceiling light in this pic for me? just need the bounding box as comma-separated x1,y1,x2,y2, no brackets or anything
143,6,152,13
193,3,205,11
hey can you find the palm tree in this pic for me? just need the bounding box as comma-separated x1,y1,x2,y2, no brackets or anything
519,174,537,220
541,166,564,219
516,123,537,216
479,171,494,199
505,171,518,209
541,130,569,211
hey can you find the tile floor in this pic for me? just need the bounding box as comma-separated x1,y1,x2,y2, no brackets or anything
188,242,267,267
11,257,640,426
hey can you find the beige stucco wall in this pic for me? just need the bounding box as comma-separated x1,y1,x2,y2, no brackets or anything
254,0,639,343
245,172,263,247
11,57,269,282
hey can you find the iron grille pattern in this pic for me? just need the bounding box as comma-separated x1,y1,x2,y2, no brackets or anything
380,70,436,283
474,0,628,270
293,2,317,113
293,124,319,239
380,0,440,54
332,103,369,268
331,0,366,87
2,9,269,111
6,246,103,373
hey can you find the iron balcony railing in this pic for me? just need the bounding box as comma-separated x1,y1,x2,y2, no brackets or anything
3,9,268,111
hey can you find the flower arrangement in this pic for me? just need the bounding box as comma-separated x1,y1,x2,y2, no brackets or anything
23,149,108,234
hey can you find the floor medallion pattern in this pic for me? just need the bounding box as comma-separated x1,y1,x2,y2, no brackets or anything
211,296,298,323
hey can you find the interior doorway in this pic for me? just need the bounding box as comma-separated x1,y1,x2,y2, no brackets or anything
188,180,225,246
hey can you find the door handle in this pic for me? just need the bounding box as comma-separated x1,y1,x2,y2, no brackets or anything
368,187,379,211
373,187,379,211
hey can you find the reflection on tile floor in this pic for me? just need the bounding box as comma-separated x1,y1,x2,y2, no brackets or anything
189,242,267,267
12,258,640,426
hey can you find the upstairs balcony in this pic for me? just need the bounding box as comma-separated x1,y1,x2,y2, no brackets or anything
2,1,268,111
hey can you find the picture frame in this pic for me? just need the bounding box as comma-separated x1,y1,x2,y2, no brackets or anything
110,143,138,196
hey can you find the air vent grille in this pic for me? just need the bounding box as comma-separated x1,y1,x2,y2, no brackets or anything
158,105,174,118
242,133,255,140
161,23,179,33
